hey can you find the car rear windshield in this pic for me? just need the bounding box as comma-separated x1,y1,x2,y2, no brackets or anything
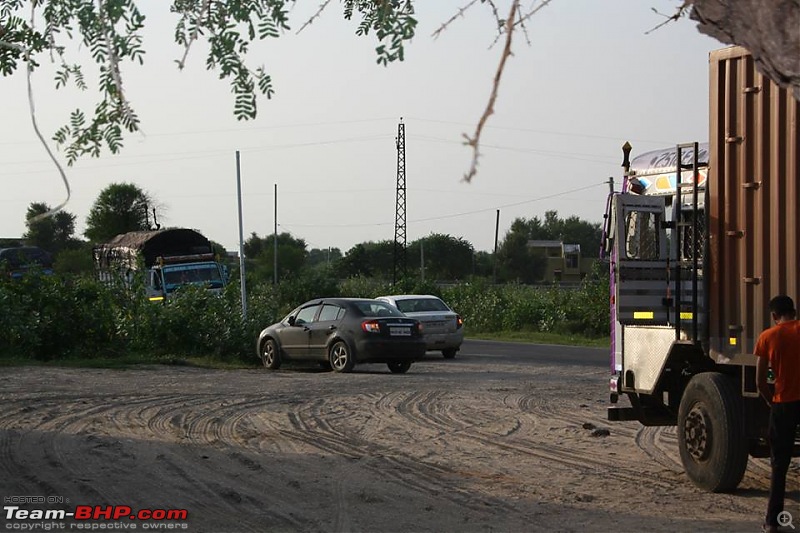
354,301,405,317
396,298,449,313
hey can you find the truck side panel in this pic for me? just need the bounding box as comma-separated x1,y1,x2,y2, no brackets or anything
708,46,800,363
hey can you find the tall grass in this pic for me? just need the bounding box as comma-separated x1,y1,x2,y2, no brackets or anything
0,269,609,362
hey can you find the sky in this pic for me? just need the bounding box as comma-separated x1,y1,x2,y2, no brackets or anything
0,1,723,254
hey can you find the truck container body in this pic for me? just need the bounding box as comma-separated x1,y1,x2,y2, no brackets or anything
604,46,800,492
93,228,228,302
707,46,800,365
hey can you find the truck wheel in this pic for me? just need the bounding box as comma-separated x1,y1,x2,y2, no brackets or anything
677,372,748,492
261,339,281,370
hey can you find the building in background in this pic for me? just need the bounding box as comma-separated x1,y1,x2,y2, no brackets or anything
528,240,595,283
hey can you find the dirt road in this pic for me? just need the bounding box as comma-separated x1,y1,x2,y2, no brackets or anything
0,342,793,532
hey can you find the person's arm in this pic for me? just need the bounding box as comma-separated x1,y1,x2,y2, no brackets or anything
756,354,772,406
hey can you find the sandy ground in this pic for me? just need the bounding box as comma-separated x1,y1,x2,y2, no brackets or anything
1,346,797,533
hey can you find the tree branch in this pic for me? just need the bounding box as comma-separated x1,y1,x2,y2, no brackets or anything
17,3,71,223
297,0,333,34
431,0,480,40
96,0,135,127
177,0,213,69
646,1,691,34
461,0,518,183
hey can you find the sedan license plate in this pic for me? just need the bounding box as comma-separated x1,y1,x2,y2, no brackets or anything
390,326,411,336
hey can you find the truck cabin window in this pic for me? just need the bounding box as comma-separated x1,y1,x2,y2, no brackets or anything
164,266,222,286
624,211,660,260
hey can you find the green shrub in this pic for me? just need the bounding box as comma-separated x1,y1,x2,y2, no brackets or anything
0,268,610,362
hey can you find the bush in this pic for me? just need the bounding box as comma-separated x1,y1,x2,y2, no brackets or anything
0,268,610,362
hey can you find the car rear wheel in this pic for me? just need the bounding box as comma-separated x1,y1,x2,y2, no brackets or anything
387,361,412,374
261,339,281,370
329,341,355,373
442,348,457,359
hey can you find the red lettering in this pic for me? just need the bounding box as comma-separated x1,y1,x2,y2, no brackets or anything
151,509,166,520
94,506,113,520
113,506,132,520
74,506,92,520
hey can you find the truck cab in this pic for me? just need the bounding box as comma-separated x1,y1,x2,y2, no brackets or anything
147,254,227,302
94,228,228,302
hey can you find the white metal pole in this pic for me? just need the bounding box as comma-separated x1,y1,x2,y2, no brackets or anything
236,151,247,318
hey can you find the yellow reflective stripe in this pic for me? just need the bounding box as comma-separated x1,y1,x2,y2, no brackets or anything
680,312,693,320
633,311,654,319
728,337,737,346
149,296,164,302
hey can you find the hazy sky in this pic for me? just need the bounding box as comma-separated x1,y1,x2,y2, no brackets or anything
1,1,722,253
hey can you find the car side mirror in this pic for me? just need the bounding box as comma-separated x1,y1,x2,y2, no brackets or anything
287,316,296,326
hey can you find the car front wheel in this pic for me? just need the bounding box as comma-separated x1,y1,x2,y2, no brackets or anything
329,341,355,373
387,361,412,374
261,339,281,370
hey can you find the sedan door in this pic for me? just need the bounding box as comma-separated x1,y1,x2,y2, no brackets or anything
279,304,320,358
307,303,345,359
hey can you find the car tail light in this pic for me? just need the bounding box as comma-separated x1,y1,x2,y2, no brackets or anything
361,320,381,333
456,315,464,329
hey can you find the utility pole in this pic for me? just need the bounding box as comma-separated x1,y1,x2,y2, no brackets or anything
273,183,278,285
235,151,247,318
420,240,425,281
393,118,407,285
493,209,500,284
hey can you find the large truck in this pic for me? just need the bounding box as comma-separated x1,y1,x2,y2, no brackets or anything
603,46,800,492
93,228,228,302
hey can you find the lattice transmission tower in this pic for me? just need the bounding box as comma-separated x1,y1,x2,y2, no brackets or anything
393,119,407,285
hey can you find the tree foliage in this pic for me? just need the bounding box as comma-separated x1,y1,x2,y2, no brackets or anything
244,231,308,282
23,201,77,254
84,182,155,242
307,247,343,270
496,219,544,284
2,0,796,173
407,233,474,281
335,240,394,279
0,0,418,162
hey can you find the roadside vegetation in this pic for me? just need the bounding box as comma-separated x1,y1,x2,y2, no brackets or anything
2,187,609,366
0,266,609,366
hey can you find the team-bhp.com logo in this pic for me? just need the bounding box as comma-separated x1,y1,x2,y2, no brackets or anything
5,505,189,529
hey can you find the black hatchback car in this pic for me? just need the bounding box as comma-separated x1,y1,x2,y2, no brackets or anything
256,298,426,373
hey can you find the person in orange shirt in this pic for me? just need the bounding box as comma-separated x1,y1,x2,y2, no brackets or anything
756,295,800,533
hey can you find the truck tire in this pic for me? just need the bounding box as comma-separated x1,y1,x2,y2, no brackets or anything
677,372,748,492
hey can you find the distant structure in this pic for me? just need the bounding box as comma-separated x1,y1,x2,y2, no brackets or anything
393,119,407,284
528,240,596,283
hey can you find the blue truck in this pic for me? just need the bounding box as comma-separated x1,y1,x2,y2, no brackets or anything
93,228,227,302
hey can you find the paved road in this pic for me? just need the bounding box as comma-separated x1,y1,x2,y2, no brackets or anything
458,337,608,368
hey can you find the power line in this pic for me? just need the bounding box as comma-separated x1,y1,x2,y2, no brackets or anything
0,117,398,146
409,133,617,165
404,116,677,146
279,180,608,228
